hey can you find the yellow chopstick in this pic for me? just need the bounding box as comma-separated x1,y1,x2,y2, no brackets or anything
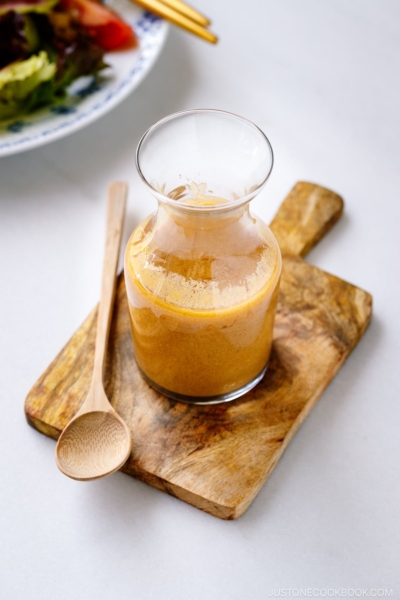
133,0,218,44
160,0,210,26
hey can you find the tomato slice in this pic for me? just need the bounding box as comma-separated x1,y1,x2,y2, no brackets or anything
59,0,136,50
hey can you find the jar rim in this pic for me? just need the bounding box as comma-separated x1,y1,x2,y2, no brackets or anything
135,108,274,213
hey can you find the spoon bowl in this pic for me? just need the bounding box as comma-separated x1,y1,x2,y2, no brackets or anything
56,410,131,481
55,182,131,481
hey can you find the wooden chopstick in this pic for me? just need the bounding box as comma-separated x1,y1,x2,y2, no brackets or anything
160,0,210,26
133,0,218,44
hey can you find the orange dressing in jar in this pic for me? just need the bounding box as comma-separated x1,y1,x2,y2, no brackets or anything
125,109,280,403
124,196,281,402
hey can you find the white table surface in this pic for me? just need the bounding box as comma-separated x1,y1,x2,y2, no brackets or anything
1,1,399,598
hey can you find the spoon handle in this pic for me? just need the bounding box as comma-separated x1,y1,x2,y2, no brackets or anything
93,182,128,384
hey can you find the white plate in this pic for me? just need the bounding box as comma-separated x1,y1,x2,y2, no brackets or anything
0,0,168,157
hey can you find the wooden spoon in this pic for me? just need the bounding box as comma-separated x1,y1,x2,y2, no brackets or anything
55,182,131,481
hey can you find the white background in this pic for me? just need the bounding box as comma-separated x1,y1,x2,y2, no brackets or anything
0,1,399,598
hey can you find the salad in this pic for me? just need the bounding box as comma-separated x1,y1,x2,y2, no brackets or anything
0,0,137,120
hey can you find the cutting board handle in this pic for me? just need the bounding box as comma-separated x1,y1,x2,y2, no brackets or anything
269,181,344,257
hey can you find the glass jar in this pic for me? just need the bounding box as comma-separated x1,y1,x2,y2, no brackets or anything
124,109,281,404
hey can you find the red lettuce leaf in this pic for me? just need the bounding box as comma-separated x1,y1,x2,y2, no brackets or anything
0,12,31,68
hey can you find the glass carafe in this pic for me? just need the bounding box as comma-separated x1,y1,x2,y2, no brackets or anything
124,109,281,404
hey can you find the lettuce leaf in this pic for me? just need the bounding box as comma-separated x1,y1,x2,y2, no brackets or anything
0,50,56,119
0,11,40,68
32,12,107,85
0,0,58,16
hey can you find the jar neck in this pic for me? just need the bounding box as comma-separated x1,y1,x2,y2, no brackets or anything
156,199,252,231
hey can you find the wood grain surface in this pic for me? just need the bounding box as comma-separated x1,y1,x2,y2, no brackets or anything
25,182,372,519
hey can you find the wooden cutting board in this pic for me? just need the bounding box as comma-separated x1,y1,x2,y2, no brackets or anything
25,182,372,519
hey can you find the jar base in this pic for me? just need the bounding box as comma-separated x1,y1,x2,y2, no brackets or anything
137,364,268,405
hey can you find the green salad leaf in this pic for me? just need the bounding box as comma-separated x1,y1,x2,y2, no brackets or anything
0,0,58,16
0,51,56,119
